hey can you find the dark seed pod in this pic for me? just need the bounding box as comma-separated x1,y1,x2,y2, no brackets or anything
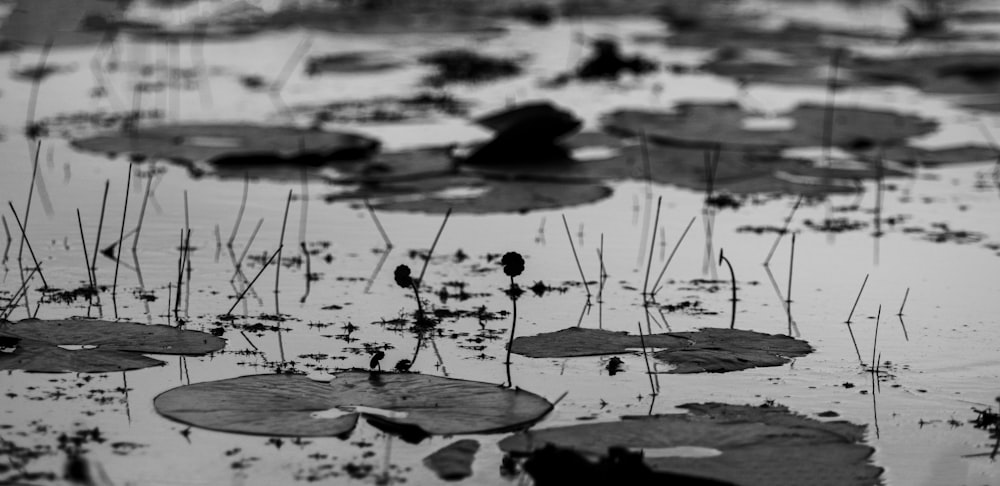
501,251,525,277
394,264,413,288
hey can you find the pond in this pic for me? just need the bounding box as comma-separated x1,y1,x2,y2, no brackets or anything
2,0,1000,485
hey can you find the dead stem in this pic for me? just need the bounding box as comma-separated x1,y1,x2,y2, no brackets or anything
642,196,662,304
637,321,656,396
417,208,451,285
112,164,132,316
7,202,48,288
90,180,110,286
650,216,695,296
226,245,282,316
227,173,249,248
561,214,591,299
275,189,293,314
718,249,737,329
764,194,804,266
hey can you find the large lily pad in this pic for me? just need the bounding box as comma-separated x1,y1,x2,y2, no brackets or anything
603,102,937,151
510,327,812,373
499,402,882,486
0,319,226,373
71,124,380,166
153,372,553,438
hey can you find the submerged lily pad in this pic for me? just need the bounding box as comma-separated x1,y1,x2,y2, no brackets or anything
153,372,552,438
499,402,882,486
0,319,226,373
603,102,937,151
424,439,480,481
510,327,812,373
71,124,379,166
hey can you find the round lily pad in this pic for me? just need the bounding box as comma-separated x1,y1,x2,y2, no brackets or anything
0,318,226,373
602,102,937,151
72,124,380,166
510,327,812,373
499,402,882,486
153,372,553,438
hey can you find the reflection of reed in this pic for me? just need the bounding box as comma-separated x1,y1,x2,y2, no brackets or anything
844,274,868,365
763,263,798,337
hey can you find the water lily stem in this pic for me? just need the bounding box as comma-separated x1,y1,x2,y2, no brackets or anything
506,276,517,387
718,249,737,329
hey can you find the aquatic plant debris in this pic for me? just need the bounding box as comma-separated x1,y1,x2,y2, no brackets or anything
153,372,553,438
510,327,812,373
423,439,480,481
499,402,882,486
72,124,380,167
0,319,225,373
603,102,937,151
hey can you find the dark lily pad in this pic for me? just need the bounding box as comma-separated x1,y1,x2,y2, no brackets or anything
300,92,471,124
499,402,883,486
71,124,380,166
419,49,523,86
153,372,552,438
603,102,937,151
0,0,122,48
0,318,226,373
850,53,1000,96
871,144,997,167
510,327,812,373
305,52,404,76
423,439,480,481
342,175,614,215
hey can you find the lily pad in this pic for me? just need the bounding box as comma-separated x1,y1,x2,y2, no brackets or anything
153,372,552,438
305,52,404,76
0,319,226,373
510,327,812,373
871,144,997,167
71,124,380,167
0,0,122,48
603,102,937,151
850,53,1000,96
423,439,480,481
499,402,882,486
419,49,523,86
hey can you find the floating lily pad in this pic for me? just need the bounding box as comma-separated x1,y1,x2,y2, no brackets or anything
419,49,523,86
305,52,404,76
875,144,997,167
153,372,552,438
510,327,812,373
499,402,882,486
0,0,122,48
0,319,226,373
603,102,937,151
423,439,480,481
71,124,379,166
850,53,1000,96
300,93,471,124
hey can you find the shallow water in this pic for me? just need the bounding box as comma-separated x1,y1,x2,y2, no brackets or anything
2,1,1000,485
